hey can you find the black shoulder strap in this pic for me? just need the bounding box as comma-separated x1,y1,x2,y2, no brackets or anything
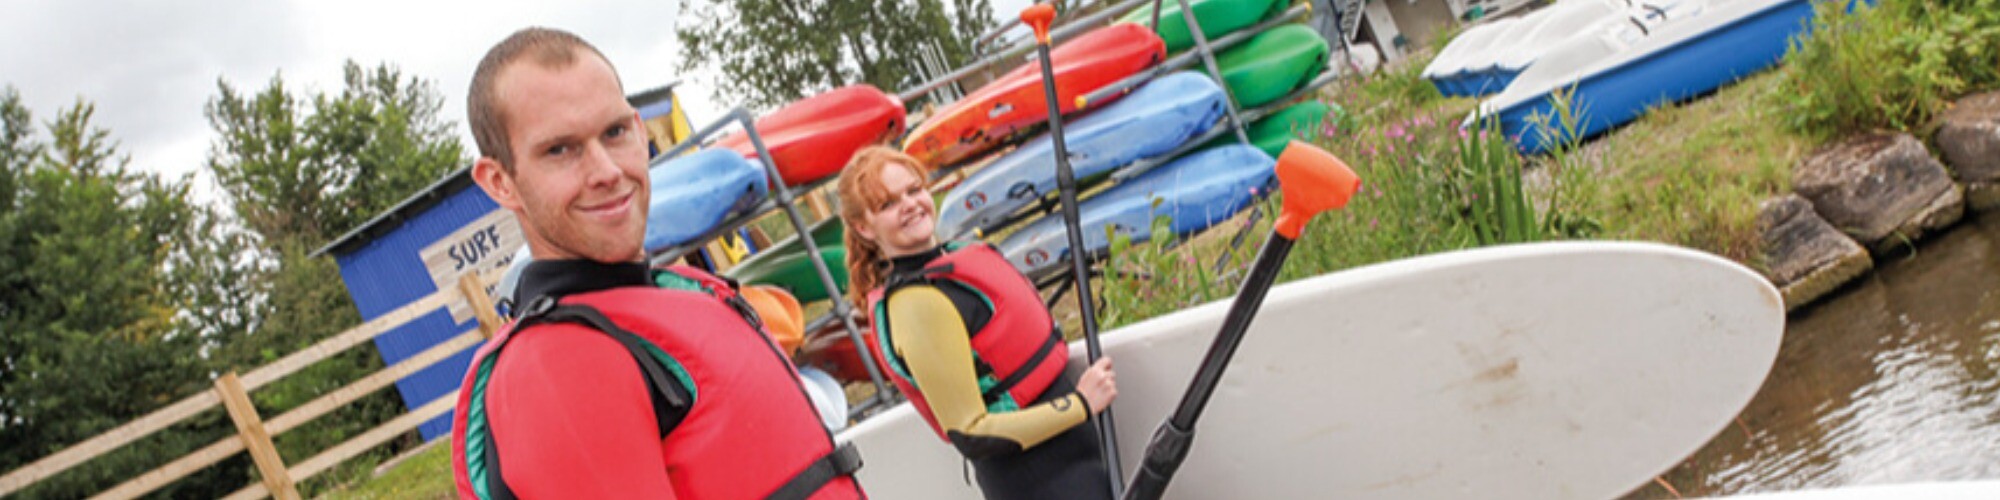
514,297,692,433
766,442,864,500
481,297,694,500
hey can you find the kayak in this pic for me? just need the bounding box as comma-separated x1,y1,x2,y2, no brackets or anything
1215,23,1330,109
715,84,906,186
838,241,1785,499
722,218,845,300
1119,0,1286,53
902,23,1165,169
744,217,846,261
996,143,1275,277
644,148,770,253
724,245,848,303
934,71,1230,239
1478,0,1810,153
1205,99,1336,158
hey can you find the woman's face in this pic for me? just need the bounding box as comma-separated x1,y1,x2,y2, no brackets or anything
856,162,937,258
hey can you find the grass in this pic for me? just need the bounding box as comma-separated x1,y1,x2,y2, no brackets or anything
319,441,453,499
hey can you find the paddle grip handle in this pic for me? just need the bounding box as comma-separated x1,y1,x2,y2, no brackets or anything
1273,141,1362,239
1021,4,1056,44
1124,421,1194,500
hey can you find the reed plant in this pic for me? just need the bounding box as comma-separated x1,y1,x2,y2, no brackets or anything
1774,0,2000,138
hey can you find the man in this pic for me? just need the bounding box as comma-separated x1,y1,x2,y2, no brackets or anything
448,27,865,499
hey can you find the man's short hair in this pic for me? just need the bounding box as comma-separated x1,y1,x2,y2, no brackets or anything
467,27,621,170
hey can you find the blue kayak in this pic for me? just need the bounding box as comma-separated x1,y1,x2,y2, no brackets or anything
935,72,1229,239
645,148,770,253
996,143,1275,277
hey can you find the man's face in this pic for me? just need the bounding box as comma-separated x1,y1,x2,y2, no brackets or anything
475,53,649,263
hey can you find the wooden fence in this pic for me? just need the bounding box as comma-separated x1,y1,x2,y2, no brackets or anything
0,272,506,499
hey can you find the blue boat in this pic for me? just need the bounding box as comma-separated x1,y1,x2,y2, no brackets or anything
935,71,1229,239
644,148,770,252
996,143,1275,277
1481,0,1816,153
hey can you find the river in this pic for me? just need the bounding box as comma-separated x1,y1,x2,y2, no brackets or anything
1623,210,2000,498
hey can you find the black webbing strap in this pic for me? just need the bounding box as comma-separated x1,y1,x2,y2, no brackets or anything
765,441,864,500
982,328,1064,404
523,301,692,431
481,298,693,499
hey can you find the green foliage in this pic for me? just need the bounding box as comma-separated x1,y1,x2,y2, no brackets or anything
1774,0,2000,137
207,61,465,251
0,91,247,499
201,61,464,495
1,61,467,497
676,0,994,108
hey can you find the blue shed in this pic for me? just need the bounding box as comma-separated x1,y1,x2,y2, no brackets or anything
316,171,519,440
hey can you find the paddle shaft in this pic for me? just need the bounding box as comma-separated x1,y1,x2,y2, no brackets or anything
1124,233,1297,500
1026,11,1125,496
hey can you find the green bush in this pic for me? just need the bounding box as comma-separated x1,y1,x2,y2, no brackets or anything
1775,0,2000,137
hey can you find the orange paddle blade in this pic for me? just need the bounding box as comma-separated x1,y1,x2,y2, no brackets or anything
1021,4,1056,44
1273,140,1362,239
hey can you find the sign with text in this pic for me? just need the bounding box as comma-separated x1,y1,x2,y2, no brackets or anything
421,209,525,323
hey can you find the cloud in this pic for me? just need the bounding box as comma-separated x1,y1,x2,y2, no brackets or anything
0,0,705,198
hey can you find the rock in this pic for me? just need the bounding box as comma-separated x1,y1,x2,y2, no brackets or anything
1936,91,2000,184
1758,194,1872,311
1793,132,1964,254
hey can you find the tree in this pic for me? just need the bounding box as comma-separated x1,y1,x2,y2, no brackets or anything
206,61,465,251
0,94,239,499
677,0,994,108
201,61,468,490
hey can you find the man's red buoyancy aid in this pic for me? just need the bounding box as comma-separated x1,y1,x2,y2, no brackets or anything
865,243,1069,441
452,267,863,500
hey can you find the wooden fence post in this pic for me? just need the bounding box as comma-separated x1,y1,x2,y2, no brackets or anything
457,273,504,339
214,372,300,500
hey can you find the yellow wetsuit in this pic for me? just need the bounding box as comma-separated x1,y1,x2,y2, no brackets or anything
882,247,1110,500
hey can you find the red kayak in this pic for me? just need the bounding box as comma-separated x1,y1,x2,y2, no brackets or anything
717,84,907,186
902,23,1165,168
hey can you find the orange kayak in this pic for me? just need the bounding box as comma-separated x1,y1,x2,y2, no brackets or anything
717,84,906,186
903,23,1165,168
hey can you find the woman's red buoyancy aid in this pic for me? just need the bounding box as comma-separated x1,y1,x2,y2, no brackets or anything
865,244,1069,440
452,267,862,499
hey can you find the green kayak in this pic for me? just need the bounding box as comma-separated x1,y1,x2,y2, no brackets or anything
748,216,845,259
1118,0,1286,53
1207,100,1338,158
1215,24,1328,108
725,245,849,303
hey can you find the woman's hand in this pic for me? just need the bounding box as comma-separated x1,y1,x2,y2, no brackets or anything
1077,357,1117,414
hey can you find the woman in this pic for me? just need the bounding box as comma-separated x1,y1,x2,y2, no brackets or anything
838,146,1118,500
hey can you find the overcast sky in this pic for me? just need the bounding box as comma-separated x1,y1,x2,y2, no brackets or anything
0,0,715,202
0,0,1033,205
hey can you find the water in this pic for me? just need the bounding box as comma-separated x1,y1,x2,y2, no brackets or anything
1624,210,2000,498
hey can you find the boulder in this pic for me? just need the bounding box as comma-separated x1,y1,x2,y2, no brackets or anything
1936,91,2000,183
1758,194,1871,311
1937,91,2000,212
1793,132,1964,254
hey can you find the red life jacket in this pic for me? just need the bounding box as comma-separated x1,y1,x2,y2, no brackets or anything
453,266,863,500
865,243,1069,441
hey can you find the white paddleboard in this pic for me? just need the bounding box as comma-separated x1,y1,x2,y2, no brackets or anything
836,241,1785,499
